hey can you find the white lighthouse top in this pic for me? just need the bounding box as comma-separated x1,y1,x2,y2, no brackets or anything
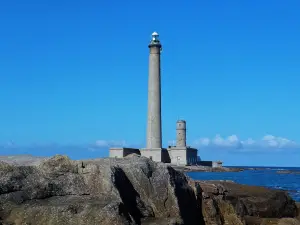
151,31,159,41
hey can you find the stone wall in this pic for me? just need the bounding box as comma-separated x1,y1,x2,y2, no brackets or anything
168,147,198,166
140,148,162,162
197,161,223,168
169,148,187,166
109,148,125,158
109,148,140,158
186,148,198,165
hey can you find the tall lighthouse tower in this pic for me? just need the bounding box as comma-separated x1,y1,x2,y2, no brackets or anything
146,32,162,149
140,32,166,162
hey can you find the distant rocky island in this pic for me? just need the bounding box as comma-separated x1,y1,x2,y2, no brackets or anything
171,164,244,173
0,154,299,225
276,170,300,175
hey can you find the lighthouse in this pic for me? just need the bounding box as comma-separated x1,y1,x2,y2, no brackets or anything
146,32,162,149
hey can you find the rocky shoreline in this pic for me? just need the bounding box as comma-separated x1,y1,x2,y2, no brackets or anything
276,170,300,175
0,154,299,225
171,164,244,172
177,164,300,175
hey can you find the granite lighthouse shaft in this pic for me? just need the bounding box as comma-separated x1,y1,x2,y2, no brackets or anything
146,32,162,149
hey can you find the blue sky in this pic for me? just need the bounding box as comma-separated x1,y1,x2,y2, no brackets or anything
0,0,300,166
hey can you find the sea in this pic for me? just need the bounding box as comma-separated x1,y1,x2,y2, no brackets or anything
187,166,300,202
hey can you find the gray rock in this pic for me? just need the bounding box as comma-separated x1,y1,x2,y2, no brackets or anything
0,155,48,166
190,180,298,220
0,155,204,225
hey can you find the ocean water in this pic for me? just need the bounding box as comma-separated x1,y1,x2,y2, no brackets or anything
187,167,300,202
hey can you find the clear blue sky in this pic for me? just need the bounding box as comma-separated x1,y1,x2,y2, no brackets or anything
0,0,299,166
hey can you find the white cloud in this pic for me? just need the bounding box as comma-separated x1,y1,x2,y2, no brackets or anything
213,134,242,148
193,134,299,150
194,137,210,146
259,135,298,148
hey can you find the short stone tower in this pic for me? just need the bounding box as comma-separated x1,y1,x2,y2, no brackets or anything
176,120,186,147
168,120,198,165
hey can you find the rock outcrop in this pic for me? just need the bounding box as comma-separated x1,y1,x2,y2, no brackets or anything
0,154,299,225
189,180,299,225
0,154,203,225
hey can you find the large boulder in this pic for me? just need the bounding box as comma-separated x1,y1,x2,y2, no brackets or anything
189,180,299,225
0,155,204,225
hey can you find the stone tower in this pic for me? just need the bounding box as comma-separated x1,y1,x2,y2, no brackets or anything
146,32,162,149
176,120,186,147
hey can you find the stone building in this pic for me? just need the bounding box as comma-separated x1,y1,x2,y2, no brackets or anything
109,32,221,167
167,120,198,165
109,119,198,166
